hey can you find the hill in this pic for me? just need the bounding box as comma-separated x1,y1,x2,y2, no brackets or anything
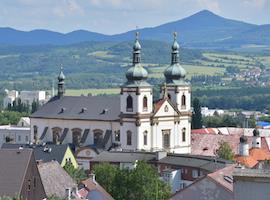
1,10,269,49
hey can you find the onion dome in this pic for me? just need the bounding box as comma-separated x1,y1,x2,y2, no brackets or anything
164,32,187,85
124,32,150,87
240,135,248,143
253,128,260,137
58,67,65,82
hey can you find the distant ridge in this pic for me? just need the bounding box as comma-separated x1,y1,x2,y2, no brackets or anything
0,10,269,48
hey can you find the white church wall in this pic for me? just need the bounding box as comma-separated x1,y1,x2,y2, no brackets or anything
137,120,152,150
120,121,138,150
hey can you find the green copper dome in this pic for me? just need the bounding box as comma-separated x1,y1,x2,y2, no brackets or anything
164,32,187,85
58,67,65,82
123,32,150,87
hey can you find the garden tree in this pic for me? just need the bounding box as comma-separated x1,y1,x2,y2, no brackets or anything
63,162,87,183
0,111,29,125
192,98,202,129
0,196,19,200
94,161,171,200
216,141,235,161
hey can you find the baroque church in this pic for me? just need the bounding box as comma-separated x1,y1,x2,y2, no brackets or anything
30,32,191,154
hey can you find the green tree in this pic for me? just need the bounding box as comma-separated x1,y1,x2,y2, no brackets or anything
63,162,87,183
216,140,235,161
94,161,171,200
192,98,202,129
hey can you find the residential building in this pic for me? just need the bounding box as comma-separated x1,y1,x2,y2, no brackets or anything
0,149,46,200
233,168,270,200
3,89,48,109
30,33,191,154
78,175,114,200
170,164,235,200
1,143,78,168
38,161,77,199
0,117,31,147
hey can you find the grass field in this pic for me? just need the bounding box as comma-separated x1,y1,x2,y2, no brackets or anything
65,88,120,96
148,64,225,78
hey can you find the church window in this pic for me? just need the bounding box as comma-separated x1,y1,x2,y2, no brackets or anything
164,105,169,112
182,128,186,142
168,93,171,100
143,131,148,145
126,95,133,112
93,129,103,146
72,128,82,146
33,125,38,143
181,95,186,107
52,127,62,144
143,96,148,111
127,131,132,145
162,130,170,149
115,130,120,142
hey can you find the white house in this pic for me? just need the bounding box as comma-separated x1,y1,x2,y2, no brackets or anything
0,117,31,147
30,32,191,154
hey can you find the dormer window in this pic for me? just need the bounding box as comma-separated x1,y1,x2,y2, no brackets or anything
143,96,148,111
126,95,133,112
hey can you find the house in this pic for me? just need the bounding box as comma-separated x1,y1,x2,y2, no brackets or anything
233,168,270,200
38,161,77,199
1,143,78,169
30,32,191,154
89,151,233,189
0,149,46,200
0,117,31,147
78,175,114,200
75,146,99,171
235,130,270,168
170,164,236,200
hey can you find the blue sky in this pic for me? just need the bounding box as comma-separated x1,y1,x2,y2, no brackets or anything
0,0,270,34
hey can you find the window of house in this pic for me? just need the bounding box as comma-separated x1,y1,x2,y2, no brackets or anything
127,131,132,145
143,131,148,145
33,125,38,143
162,130,170,149
93,129,103,145
182,128,186,142
72,128,82,146
18,135,21,141
192,169,198,178
181,95,186,107
25,135,29,142
115,130,120,142
168,93,171,100
126,95,133,112
143,96,148,111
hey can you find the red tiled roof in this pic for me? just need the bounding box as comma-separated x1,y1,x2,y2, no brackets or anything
235,155,258,168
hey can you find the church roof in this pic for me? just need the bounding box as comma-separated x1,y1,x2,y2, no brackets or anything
31,95,120,121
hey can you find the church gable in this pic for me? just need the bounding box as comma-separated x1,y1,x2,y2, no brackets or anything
153,99,179,117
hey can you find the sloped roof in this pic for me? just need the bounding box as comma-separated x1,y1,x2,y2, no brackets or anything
0,149,33,197
38,161,77,198
170,166,235,200
31,96,120,121
235,155,258,168
1,143,70,164
81,178,114,200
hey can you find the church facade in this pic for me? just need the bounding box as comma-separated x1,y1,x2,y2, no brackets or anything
30,33,191,154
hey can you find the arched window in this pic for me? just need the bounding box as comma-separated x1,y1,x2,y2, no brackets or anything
33,125,38,143
143,131,148,145
52,127,62,144
182,128,186,142
127,131,132,145
164,105,169,112
181,94,186,107
93,129,103,146
72,128,82,146
143,96,148,111
168,93,171,100
162,130,170,149
114,130,120,142
126,95,133,112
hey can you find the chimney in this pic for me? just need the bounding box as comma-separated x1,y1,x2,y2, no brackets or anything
156,151,167,160
65,188,71,200
89,173,97,185
239,135,249,156
252,129,261,148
